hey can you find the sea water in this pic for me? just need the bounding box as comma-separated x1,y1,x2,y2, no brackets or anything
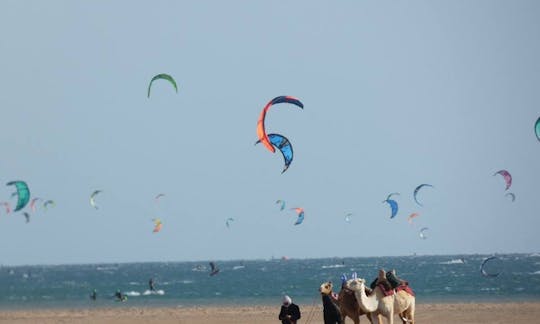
0,253,539,309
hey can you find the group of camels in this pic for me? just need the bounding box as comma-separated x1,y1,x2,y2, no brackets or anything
319,271,415,324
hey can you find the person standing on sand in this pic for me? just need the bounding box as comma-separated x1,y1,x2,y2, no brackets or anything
279,295,301,324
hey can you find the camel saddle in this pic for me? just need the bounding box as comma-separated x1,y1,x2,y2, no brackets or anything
395,283,415,297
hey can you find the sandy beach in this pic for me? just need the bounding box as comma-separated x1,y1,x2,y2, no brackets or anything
0,302,539,323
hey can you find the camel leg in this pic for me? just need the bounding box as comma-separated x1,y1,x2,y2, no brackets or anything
388,309,394,324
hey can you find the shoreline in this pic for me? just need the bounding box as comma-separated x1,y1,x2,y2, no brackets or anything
0,302,540,323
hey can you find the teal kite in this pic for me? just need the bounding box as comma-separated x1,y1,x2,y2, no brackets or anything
6,181,30,212
147,74,178,98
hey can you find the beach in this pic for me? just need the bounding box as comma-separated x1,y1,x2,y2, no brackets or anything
0,302,539,323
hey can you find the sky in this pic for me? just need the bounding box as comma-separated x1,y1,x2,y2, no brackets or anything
0,1,539,265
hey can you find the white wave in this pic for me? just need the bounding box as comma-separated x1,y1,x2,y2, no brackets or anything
529,253,540,257
96,266,118,271
181,280,194,284
129,282,140,286
480,287,500,291
321,264,345,269
439,259,465,265
124,291,141,297
142,289,164,296
531,271,540,275
233,265,245,270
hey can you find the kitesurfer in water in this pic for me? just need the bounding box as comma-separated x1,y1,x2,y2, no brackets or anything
90,289,97,301
149,278,155,292
115,289,126,301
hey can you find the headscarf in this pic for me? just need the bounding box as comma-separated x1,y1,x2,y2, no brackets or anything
282,295,292,305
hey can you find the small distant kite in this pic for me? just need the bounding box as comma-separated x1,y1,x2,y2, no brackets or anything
90,190,102,209
276,200,286,211
413,184,433,207
255,133,294,173
535,117,540,141
225,217,234,228
344,212,352,223
407,212,420,224
480,256,500,277
23,212,30,223
505,192,516,202
1,202,10,214
383,199,398,219
256,96,304,154
493,170,512,191
152,218,162,233
6,181,30,212
147,74,178,98
419,227,429,239
291,207,305,225
209,262,220,276
154,193,165,203
43,200,56,210
30,198,41,212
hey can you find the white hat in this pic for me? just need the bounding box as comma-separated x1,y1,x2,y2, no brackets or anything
283,295,292,305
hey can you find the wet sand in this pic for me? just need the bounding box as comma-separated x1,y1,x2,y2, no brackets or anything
0,302,539,323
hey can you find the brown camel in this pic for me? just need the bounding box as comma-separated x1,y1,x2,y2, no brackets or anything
319,281,373,324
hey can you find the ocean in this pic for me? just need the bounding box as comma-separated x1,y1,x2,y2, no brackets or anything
1,253,539,309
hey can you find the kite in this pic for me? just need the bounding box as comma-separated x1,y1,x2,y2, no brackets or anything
535,117,540,141
209,262,220,276
154,193,165,203
30,198,41,212
344,212,352,223
152,218,162,233
413,184,433,206
480,256,500,277
43,200,55,210
505,192,516,202
255,133,294,173
1,202,10,214
147,74,178,98
291,207,305,225
383,199,398,219
23,212,30,223
6,181,30,212
407,212,420,224
419,227,429,239
276,200,286,211
90,190,102,209
493,170,512,191
226,217,234,228
256,96,303,153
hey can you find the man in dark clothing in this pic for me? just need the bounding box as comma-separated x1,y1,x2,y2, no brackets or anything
149,278,155,291
321,293,342,324
278,295,301,324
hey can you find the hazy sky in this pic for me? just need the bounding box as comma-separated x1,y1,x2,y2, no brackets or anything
0,1,539,265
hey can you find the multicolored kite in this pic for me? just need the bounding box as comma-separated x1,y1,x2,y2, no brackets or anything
291,207,305,225
256,96,303,153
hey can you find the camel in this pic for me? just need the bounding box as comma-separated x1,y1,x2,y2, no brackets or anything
319,281,372,324
345,278,415,324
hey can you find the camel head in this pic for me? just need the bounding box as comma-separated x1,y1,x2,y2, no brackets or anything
345,278,366,292
319,281,334,295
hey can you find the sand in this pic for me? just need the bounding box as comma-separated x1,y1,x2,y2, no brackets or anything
0,302,539,323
